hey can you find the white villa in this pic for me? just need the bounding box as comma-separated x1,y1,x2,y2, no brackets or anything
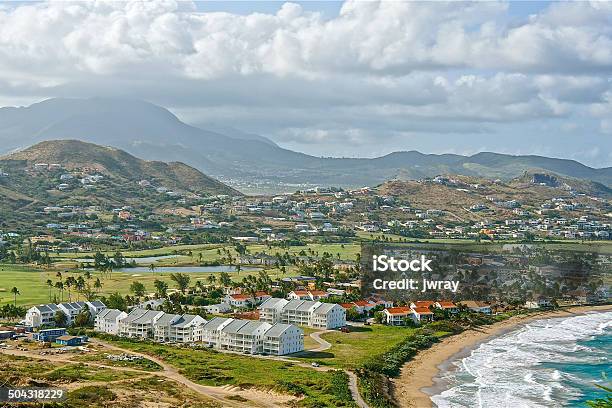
97,308,206,343
118,309,165,338
25,301,107,327
383,307,416,326
153,313,206,343
201,317,303,355
259,298,346,329
95,309,128,335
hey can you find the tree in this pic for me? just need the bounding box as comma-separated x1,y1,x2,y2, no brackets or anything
346,307,361,321
373,311,385,324
74,304,91,327
46,279,53,302
130,281,146,298
170,273,190,294
149,263,156,273
154,279,168,298
65,276,76,302
94,278,102,293
54,310,68,327
105,292,127,311
75,276,85,301
55,281,64,302
219,272,232,287
10,287,20,306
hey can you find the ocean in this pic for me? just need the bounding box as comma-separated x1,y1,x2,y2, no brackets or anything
429,311,612,408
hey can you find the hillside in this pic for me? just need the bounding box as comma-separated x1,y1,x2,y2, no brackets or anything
376,172,611,223
0,140,240,222
1,98,611,189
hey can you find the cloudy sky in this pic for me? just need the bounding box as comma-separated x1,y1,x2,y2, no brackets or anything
1,1,611,167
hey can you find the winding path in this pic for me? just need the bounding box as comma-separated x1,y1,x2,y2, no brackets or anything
309,329,332,351
91,338,292,407
308,330,370,408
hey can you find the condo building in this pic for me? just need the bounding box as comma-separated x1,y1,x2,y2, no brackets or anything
259,297,346,329
25,301,107,327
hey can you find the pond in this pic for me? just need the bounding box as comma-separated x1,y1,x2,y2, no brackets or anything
64,254,183,264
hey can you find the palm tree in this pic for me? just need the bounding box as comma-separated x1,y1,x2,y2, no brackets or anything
169,273,190,294
65,276,76,302
149,264,156,273
94,278,102,293
75,276,85,301
46,279,53,302
153,279,168,298
10,287,20,306
195,281,205,294
55,281,64,302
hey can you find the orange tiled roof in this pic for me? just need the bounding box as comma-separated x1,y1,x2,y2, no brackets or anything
413,301,435,308
385,307,412,315
413,306,433,314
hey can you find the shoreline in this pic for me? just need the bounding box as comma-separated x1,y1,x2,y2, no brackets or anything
391,305,612,408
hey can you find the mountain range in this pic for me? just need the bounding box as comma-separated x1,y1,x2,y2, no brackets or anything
1,98,610,191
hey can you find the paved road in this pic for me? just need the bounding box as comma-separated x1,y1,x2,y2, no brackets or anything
309,329,333,351
347,370,369,408
307,330,370,408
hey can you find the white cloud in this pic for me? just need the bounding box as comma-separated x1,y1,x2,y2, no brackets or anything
0,0,611,165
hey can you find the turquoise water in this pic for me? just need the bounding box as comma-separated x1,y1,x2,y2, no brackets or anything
430,311,612,407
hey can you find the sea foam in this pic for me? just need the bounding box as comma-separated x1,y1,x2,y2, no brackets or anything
430,311,612,408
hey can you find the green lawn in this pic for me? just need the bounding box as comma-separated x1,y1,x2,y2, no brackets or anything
95,337,357,407
295,324,418,370
0,265,296,307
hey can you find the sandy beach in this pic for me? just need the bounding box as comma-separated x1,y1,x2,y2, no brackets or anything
391,305,612,408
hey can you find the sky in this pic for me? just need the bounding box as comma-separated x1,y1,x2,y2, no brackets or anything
0,1,611,167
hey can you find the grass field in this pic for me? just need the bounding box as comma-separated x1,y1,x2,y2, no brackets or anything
0,265,296,307
296,324,418,370
95,337,357,407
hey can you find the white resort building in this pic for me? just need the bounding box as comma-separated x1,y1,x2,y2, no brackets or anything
25,301,107,327
95,308,128,335
94,309,302,355
259,298,346,329
202,317,303,355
